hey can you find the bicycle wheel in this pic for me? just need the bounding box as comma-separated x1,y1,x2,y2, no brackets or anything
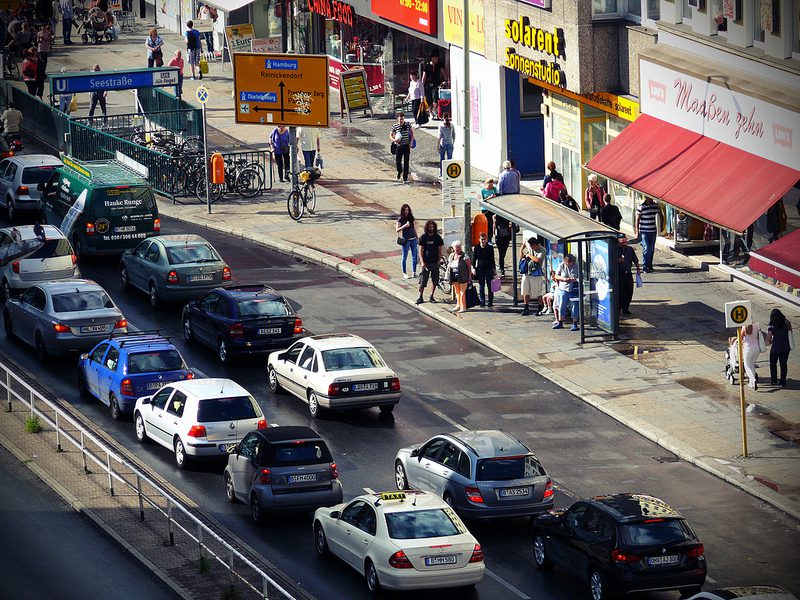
236,168,264,198
287,189,304,221
437,264,452,295
303,183,317,214
195,177,225,203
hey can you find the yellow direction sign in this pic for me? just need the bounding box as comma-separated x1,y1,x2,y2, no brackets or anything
724,300,752,328
233,53,330,127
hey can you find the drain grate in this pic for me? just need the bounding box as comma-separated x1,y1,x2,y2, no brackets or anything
653,456,681,463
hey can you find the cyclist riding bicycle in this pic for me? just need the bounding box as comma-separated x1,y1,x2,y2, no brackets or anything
0,102,23,139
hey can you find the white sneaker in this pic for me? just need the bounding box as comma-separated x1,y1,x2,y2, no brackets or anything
412,272,417,277
403,273,410,279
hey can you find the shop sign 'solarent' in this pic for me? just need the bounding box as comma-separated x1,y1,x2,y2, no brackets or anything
504,18,564,87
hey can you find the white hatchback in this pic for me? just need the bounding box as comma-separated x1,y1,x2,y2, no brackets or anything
133,378,268,468
267,334,400,419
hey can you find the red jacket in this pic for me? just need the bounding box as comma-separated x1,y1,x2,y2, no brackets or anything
543,179,565,201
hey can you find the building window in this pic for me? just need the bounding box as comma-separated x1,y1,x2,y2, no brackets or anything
753,0,766,47
521,79,543,118
593,0,659,23
593,0,620,19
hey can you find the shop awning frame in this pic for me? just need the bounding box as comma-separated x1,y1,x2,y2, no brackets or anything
203,0,253,13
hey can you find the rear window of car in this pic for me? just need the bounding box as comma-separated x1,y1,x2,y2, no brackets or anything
322,347,385,371
264,441,332,466
128,350,185,374
166,244,219,265
475,455,545,481
619,519,694,547
51,290,112,312
26,238,71,259
22,166,59,184
236,299,288,318
385,509,461,540
196,396,262,422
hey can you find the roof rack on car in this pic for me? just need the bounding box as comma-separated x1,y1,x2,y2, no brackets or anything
105,331,172,346
222,284,278,296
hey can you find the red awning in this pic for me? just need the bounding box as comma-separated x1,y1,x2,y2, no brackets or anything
586,115,800,234
749,229,800,290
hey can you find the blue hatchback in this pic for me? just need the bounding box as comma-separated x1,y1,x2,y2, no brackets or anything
78,334,194,420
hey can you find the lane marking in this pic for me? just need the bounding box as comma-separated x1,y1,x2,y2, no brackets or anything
363,487,375,494
427,405,468,432
485,568,531,599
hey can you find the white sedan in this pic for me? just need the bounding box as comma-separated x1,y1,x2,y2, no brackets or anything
267,334,400,418
313,490,485,593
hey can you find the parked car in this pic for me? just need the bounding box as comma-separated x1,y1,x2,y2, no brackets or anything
133,378,267,468
3,279,127,360
183,285,303,364
394,430,553,519
78,334,194,420
224,425,343,522
267,333,400,418
121,234,231,308
687,586,798,600
532,493,707,600
313,490,485,593
0,154,62,220
0,224,78,301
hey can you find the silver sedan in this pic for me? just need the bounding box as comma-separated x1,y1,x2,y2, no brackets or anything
3,279,128,360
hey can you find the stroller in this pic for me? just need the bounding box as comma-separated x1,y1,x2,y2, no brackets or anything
78,8,112,44
724,338,751,385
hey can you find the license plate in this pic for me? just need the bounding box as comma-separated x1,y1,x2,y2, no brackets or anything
146,381,166,390
499,487,530,497
288,474,317,483
258,327,282,335
218,443,237,453
189,273,214,282
647,555,679,566
353,382,378,392
425,555,457,566
114,226,136,233
79,325,106,333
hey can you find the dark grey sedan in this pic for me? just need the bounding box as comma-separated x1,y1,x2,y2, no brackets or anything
394,430,554,519
3,279,128,360
120,235,231,308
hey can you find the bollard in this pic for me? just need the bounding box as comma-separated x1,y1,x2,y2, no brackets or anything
262,576,269,600
5,371,10,412
80,431,88,473
55,412,62,452
167,501,174,546
197,525,203,559
229,549,235,589
29,389,34,419
106,451,114,496
137,475,144,521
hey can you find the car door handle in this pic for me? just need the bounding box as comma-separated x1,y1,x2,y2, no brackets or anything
345,528,351,535
173,421,178,425
363,539,369,545
424,464,430,469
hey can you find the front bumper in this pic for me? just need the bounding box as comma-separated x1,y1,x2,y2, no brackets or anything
376,561,485,590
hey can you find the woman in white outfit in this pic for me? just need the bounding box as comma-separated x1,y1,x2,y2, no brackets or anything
741,322,762,389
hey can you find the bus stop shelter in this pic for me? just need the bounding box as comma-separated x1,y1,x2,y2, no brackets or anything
480,193,622,342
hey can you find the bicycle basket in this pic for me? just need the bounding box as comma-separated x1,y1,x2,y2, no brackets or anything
303,168,322,182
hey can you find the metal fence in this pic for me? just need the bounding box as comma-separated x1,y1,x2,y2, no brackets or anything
137,86,196,115
73,109,204,141
0,80,71,152
0,358,298,600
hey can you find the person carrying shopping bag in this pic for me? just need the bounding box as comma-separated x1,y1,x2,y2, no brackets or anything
448,240,472,314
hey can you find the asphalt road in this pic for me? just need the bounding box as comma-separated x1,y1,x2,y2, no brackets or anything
1,213,799,600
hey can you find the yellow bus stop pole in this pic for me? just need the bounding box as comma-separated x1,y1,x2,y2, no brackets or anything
738,327,748,457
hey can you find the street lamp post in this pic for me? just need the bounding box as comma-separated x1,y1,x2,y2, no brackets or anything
462,0,472,249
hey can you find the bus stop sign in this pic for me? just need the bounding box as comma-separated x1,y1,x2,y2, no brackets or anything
725,300,752,328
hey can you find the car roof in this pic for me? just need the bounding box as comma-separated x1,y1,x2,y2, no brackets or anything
255,426,321,443
8,154,63,168
169,378,249,399
36,279,102,294
153,235,210,247
1,225,65,240
586,493,683,522
364,490,448,514
106,334,177,353
220,285,282,300
305,333,370,350
448,430,530,458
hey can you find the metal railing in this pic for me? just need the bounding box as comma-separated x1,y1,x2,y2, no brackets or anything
0,81,71,152
137,86,196,115
0,358,297,600
73,109,204,141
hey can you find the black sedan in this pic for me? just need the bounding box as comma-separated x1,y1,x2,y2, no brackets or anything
182,285,304,364
532,493,706,600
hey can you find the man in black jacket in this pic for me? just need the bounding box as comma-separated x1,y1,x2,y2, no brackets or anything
617,235,640,316
472,232,496,307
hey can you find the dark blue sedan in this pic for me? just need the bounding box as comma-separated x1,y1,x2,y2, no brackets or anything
181,285,304,364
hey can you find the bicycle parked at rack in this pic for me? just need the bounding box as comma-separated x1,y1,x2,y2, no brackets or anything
196,156,264,202
287,168,320,221
437,255,452,295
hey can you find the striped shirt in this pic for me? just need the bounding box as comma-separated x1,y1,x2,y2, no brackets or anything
391,122,411,146
636,200,660,233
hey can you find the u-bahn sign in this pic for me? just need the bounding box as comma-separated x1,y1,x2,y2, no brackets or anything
50,68,179,96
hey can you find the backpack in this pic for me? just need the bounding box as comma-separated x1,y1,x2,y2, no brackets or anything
518,256,530,275
187,29,199,50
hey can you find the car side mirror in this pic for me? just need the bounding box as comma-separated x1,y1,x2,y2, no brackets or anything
410,448,419,458
141,397,151,405
278,352,287,361
79,353,88,360
330,511,340,520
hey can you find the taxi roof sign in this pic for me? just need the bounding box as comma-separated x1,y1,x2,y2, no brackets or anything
724,300,752,328
379,491,406,501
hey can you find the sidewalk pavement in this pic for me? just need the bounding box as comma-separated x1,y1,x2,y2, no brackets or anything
36,28,800,521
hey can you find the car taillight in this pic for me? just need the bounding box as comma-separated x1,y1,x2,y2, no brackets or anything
186,371,195,379
465,486,484,504
222,266,231,281
611,549,639,563
328,383,340,396
388,550,413,569
390,377,401,392
120,378,133,396
86,222,95,235
52,323,70,333
469,543,484,563
229,323,244,338
543,480,554,499
293,318,303,334
330,462,339,479
259,468,271,484
16,185,29,195
71,253,78,266
256,419,268,429
114,319,127,329
187,425,207,438
11,260,19,274
167,270,178,284
686,544,704,558
153,218,161,232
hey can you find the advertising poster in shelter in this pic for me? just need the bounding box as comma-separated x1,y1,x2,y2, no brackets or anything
589,239,613,332
226,24,255,54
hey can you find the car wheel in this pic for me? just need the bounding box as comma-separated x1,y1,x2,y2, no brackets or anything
3,309,13,339
34,332,48,361
182,316,193,342
307,390,321,419
680,587,703,599
217,338,229,364
224,472,239,503
120,265,129,290
589,567,609,600
267,365,282,393
533,532,553,570
134,412,148,443
250,493,265,524
314,522,329,557
174,437,189,469
443,493,456,510
379,405,394,414
364,559,380,595
148,283,159,308
109,393,121,421
394,460,408,490
2,279,11,303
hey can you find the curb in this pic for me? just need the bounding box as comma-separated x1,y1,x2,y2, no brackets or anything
161,205,800,522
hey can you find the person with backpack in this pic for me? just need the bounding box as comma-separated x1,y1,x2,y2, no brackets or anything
184,20,202,80
519,237,544,316
542,176,566,202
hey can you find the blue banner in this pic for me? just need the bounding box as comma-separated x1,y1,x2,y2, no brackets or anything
50,68,179,95
590,239,613,332
240,91,277,103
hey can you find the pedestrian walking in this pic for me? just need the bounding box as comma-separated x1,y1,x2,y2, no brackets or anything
558,188,579,211
57,67,73,113
497,160,520,195
168,50,184,99
437,113,454,176
616,235,640,316
33,45,47,97
519,237,544,316
395,203,418,279
88,63,107,117
22,48,38,95
296,127,320,169
184,20,202,79
493,213,512,276
542,160,563,188
59,0,72,44
585,173,605,220
447,240,471,313
270,125,291,182
472,232,496,307
421,54,441,115
145,28,164,68
739,322,763,390
553,253,580,331
416,219,443,305
600,193,623,229
197,3,217,52
767,309,793,387
635,196,660,272
389,113,413,184
37,23,53,68
407,71,423,127
50,0,58,34
542,175,565,201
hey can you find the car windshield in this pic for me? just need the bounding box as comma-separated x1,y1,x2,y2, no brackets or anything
265,441,332,466
236,299,288,318
22,166,58,184
321,347,385,371
384,509,461,540
166,243,219,265
619,520,694,547
475,455,544,481
51,290,112,312
196,396,261,422
26,238,71,259
128,350,185,374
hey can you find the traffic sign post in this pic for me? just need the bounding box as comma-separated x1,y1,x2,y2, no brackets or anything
442,159,464,218
725,300,752,457
196,86,211,215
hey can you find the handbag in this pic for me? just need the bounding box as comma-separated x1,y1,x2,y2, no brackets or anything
390,142,397,155
490,276,502,293
758,329,767,353
635,272,643,288
396,236,404,246
314,152,323,169
68,95,77,113
411,137,417,149
199,58,209,74
789,328,795,351
465,283,480,309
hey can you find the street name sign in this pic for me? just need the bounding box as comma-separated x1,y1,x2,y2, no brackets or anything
441,159,464,207
233,53,330,127
724,300,752,328
50,68,179,95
